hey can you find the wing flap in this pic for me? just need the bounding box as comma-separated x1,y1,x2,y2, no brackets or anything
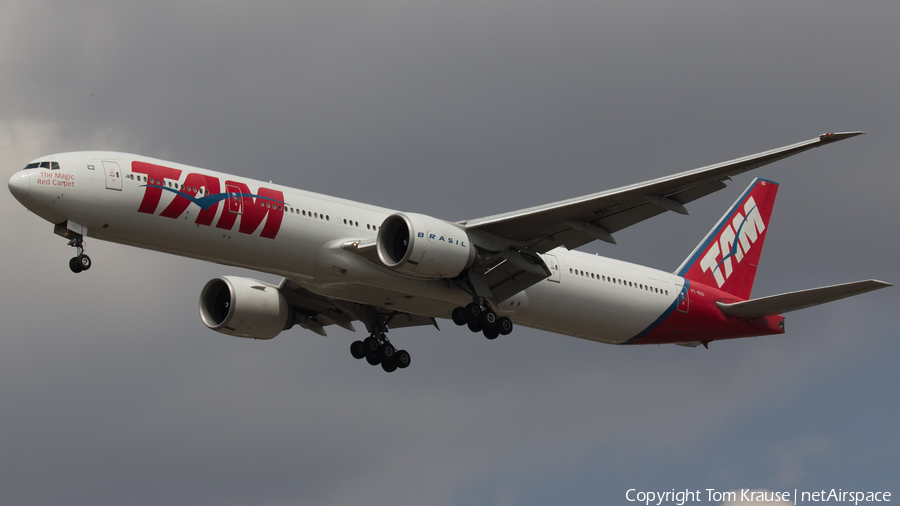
716,280,891,319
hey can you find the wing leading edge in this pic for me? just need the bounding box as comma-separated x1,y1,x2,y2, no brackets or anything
463,132,864,254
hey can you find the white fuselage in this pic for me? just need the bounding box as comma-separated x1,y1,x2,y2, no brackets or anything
11,151,683,344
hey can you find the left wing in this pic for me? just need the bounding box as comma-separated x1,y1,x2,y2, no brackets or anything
463,132,863,254
279,278,437,336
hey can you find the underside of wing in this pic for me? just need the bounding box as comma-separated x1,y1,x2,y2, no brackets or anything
279,278,438,336
716,280,891,319
463,132,863,254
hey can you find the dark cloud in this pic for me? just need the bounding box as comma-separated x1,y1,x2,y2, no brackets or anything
2,1,898,504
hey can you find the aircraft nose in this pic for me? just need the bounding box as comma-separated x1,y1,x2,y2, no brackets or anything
8,171,30,201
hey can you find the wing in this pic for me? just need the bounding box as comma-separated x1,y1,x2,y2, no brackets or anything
463,132,864,254
279,278,438,336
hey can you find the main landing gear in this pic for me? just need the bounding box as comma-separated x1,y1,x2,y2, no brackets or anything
350,334,411,373
67,234,91,274
349,308,411,373
451,301,513,340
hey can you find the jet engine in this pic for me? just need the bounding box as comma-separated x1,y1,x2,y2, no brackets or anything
376,212,476,278
199,276,293,339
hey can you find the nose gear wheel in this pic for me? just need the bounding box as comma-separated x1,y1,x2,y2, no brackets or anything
65,233,91,273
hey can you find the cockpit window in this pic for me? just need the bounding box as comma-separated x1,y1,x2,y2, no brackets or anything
25,161,60,170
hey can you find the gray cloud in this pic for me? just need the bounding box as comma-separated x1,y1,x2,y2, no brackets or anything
2,1,898,504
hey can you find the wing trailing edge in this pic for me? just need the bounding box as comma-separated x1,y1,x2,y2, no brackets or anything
716,280,891,319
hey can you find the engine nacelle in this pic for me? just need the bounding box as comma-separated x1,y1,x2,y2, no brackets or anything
376,212,476,278
198,276,293,339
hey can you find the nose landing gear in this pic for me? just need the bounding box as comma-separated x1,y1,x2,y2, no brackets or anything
55,222,92,273
451,300,513,340
67,236,91,273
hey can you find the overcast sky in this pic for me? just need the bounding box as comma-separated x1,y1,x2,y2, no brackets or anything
2,1,898,505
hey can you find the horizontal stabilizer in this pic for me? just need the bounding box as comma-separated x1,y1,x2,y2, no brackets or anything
717,280,891,318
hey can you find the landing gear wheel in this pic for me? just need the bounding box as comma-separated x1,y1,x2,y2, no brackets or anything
381,361,397,373
365,354,381,366
451,307,467,326
483,327,500,340
77,254,91,271
363,336,380,355
350,340,366,359
465,303,483,323
497,316,513,336
467,320,483,333
69,257,83,273
379,343,396,361
481,309,498,328
394,350,411,369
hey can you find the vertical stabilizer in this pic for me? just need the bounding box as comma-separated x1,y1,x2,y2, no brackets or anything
675,178,779,300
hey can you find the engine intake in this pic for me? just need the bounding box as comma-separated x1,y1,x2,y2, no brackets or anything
376,213,476,278
199,276,293,339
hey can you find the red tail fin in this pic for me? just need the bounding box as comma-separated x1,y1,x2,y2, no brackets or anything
676,178,779,300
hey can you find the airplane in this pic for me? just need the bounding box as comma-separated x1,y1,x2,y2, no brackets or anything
7,132,890,372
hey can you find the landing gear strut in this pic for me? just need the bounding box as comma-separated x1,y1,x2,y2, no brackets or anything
349,309,411,373
451,300,513,339
67,234,91,273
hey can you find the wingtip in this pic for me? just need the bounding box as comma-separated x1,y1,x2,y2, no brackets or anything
819,131,865,142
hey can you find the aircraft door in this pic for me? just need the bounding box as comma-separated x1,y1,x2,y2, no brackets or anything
226,184,243,215
102,161,122,191
675,284,689,313
542,253,561,283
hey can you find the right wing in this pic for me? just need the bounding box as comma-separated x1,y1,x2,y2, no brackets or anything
463,132,864,254
716,280,891,319
460,132,864,303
